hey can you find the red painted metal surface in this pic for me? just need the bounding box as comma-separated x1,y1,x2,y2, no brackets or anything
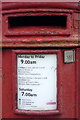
76,48,80,118
2,48,77,118
0,50,2,119
2,2,79,10
2,2,79,48
2,2,80,119
3,13,71,36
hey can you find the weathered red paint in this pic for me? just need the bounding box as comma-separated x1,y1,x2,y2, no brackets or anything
2,4,79,48
3,12,71,37
2,48,77,118
2,2,80,119
2,2,79,10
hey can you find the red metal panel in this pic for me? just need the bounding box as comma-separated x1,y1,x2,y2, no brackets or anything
0,50,2,119
2,2,80,118
2,2,79,10
2,48,76,118
3,13,71,36
76,48,80,118
2,3,79,48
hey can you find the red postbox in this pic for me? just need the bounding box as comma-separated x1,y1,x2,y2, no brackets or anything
2,2,80,118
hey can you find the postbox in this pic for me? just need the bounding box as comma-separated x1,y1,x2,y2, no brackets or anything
2,2,80,119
